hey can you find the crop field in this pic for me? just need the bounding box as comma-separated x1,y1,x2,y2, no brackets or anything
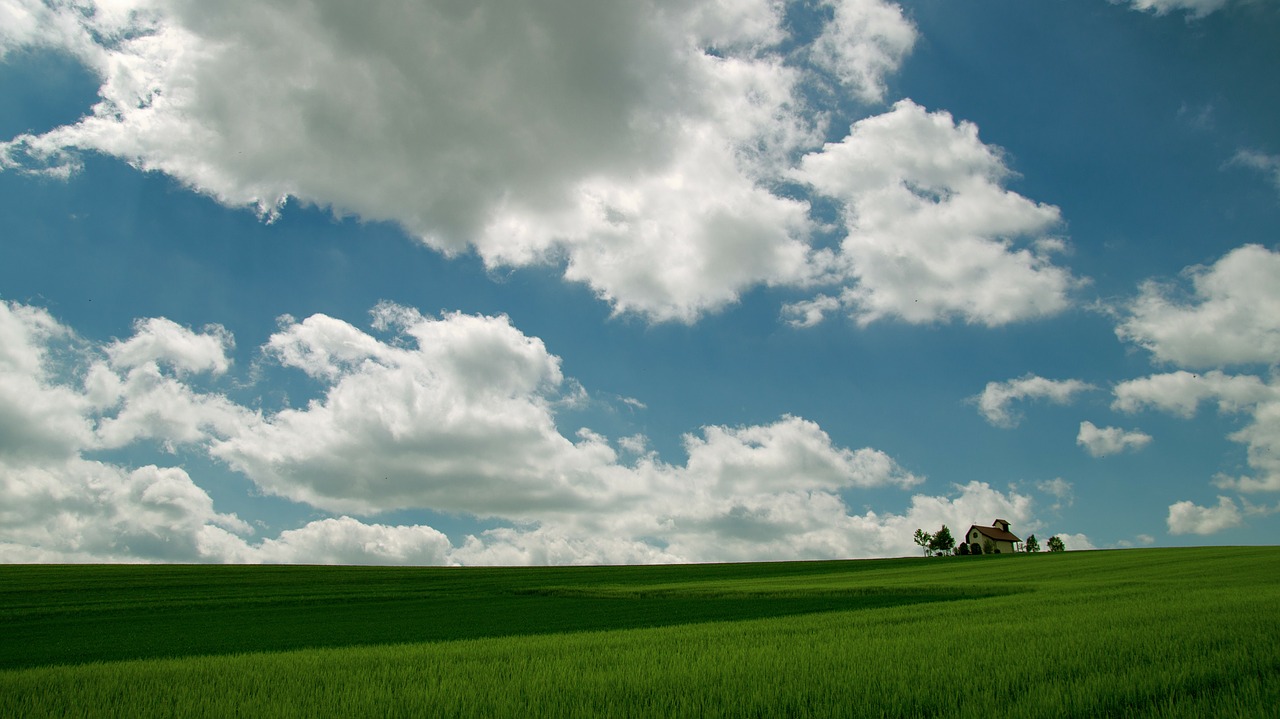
1,547,1277,717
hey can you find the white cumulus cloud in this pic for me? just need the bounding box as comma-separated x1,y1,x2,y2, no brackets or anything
0,301,94,461
200,516,453,566
1056,533,1097,551
1167,496,1243,535
675,416,922,495
867,481,1035,557
0,298,973,564
1,299,1059,565
0,0,925,325
1214,396,1280,493
0,302,256,562
1116,245,1280,368
107,317,234,376
810,0,917,103
1122,0,1232,18
1111,370,1272,418
1077,421,1153,457
781,294,842,328
1232,150,1280,196
1115,371,1280,493
791,100,1079,326
0,2,1088,329
211,307,625,517
1035,478,1075,512
450,525,682,567
973,374,1095,428
0,460,251,563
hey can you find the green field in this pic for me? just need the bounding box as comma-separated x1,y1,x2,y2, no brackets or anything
1,547,1277,717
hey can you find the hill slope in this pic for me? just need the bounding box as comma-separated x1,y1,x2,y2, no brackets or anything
2,547,1277,717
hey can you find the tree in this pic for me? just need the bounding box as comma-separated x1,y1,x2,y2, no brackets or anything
929,524,956,556
971,542,983,555
957,542,970,556
1047,535,1066,553
913,528,934,556
1025,534,1040,553
982,538,996,556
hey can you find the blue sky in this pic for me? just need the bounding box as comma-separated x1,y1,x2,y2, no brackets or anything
1,0,1277,564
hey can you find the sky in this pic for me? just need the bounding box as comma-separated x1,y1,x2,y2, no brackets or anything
1,0,1278,565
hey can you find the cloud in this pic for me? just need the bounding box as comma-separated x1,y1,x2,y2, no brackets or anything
675,416,922,495
90,338,254,452
0,460,251,563
1240,497,1280,517
1111,370,1272,418
548,479,1031,564
212,307,611,517
1055,533,1097,550
1167,496,1243,535
620,397,647,412
0,1,78,60
446,422,929,565
1232,150,1280,196
790,100,1079,326
2,298,1041,564
0,3,1088,330
1115,244,1280,367
0,301,94,461
0,304,454,566
200,516,452,566
868,481,1034,556
810,0,917,103
1114,371,1280,493
107,318,234,376
211,302,934,529
0,302,240,462
1114,533,1156,548
0,458,252,565
1213,395,1280,493
0,301,257,562
450,525,681,566
0,0,923,325
782,294,842,328
1121,0,1232,18
1,297,1081,565
1077,421,1153,457
424,477,1035,565
973,374,1095,428
1036,477,1075,511
263,312,397,381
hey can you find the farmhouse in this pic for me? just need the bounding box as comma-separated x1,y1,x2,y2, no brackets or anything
965,519,1021,554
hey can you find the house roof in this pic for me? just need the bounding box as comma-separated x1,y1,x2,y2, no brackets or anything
968,524,1021,543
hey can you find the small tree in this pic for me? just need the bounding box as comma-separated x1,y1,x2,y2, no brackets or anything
930,524,956,557
957,542,970,556
982,538,996,556
1047,535,1066,553
914,528,934,557
1025,534,1040,553
971,542,984,555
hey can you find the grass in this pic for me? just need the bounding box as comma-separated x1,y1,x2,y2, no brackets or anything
1,547,1277,717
